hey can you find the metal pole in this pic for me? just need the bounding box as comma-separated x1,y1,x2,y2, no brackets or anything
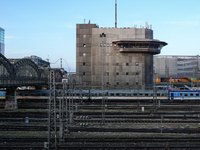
115,0,117,28
102,40,105,125
161,115,163,134
197,55,199,88
48,70,57,150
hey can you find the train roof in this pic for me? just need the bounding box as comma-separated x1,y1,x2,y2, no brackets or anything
169,90,200,92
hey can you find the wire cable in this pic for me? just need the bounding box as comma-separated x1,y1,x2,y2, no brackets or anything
50,58,60,64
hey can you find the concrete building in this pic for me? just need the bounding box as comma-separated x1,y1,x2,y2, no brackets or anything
0,27,5,55
76,22,167,90
154,55,200,78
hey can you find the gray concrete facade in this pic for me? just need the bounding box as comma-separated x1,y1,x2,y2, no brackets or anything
76,22,167,90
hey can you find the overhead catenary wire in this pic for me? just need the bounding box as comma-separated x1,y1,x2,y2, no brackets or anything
50,58,60,64
48,57,71,74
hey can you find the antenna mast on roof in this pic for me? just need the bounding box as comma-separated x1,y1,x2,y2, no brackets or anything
115,0,117,28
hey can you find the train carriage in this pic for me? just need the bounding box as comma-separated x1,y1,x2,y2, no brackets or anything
169,90,200,101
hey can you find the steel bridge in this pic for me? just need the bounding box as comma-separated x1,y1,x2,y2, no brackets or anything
0,53,63,109
0,53,49,87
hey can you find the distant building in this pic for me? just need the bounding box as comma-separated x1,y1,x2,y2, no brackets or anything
76,22,167,90
0,27,5,55
9,55,50,67
26,55,50,67
154,55,200,78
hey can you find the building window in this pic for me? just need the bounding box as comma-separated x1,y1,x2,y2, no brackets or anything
100,43,103,47
83,44,86,47
136,71,139,75
136,82,138,85
83,53,86,56
107,53,109,56
103,44,106,47
126,63,129,66
83,35,86,38
116,63,119,66
116,72,119,75
83,63,85,66
110,43,112,47
116,82,119,85
126,72,129,75
136,63,139,66
106,82,109,85
107,63,109,66
126,82,129,85
106,72,109,76
83,72,85,76
107,43,109,47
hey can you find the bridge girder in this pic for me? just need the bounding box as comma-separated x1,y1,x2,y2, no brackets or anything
0,53,12,77
13,59,41,78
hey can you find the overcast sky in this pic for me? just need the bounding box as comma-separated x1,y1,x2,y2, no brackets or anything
1,0,200,72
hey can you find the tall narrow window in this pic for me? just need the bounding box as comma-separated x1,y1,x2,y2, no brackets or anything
126,63,129,66
126,72,129,75
83,63,85,66
83,72,85,75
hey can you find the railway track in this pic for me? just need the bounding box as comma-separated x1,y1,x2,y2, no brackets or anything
0,125,200,134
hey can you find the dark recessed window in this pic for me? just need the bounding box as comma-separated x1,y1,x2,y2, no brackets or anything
83,63,85,66
126,72,129,75
126,82,129,85
126,63,129,66
116,63,119,66
106,82,109,85
116,82,119,85
106,72,109,76
83,72,85,75
116,72,119,75
136,82,138,85
136,72,139,75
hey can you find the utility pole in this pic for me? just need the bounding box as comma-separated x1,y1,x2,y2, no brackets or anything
47,70,57,150
102,41,105,125
197,55,199,88
59,79,68,144
153,71,157,114
101,33,106,125
60,58,62,69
